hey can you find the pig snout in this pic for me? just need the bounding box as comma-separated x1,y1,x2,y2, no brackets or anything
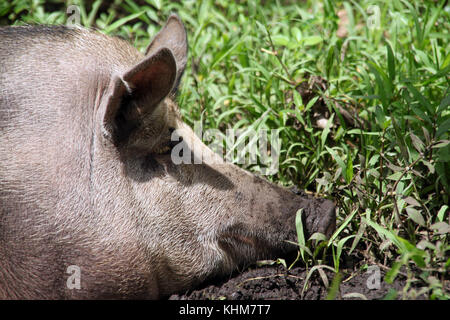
303,198,336,239
288,187,336,240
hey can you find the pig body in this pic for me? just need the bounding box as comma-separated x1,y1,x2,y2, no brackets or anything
0,16,335,299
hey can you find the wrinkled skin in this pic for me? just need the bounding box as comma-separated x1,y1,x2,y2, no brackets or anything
0,15,336,299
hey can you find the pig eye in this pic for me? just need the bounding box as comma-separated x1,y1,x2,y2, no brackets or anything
154,145,171,155
154,127,180,155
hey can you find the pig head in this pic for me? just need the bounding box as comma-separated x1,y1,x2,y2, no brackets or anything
0,15,335,299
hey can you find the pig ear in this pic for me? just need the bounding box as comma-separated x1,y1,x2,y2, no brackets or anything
102,47,176,137
145,14,187,92
122,47,176,105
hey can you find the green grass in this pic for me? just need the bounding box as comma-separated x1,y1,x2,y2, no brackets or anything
2,0,449,299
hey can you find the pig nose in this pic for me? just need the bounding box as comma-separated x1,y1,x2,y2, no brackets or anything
288,187,336,238
300,197,336,240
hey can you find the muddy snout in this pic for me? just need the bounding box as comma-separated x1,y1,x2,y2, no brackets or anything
301,198,336,240
289,187,336,239
307,199,336,239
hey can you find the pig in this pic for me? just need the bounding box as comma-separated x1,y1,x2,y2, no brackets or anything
0,14,336,299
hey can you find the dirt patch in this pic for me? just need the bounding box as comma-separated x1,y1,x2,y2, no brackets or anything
169,264,427,300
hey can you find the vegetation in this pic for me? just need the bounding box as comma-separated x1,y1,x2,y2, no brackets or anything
2,0,448,299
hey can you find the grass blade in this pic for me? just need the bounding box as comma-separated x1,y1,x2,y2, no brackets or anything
386,42,396,83
104,12,144,34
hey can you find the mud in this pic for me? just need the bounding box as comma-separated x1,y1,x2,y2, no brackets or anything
169,264,427,300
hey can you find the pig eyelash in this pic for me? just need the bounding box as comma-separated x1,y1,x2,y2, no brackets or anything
154,145,171,155
153,127,179,155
